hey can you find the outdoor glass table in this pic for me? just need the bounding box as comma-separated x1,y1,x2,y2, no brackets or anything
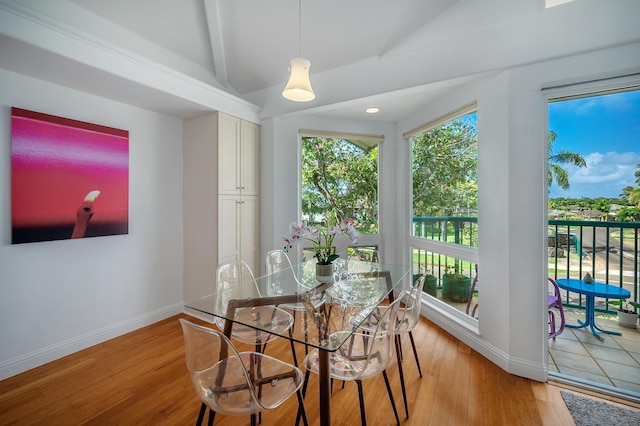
556,278,630,341
185,259,411,426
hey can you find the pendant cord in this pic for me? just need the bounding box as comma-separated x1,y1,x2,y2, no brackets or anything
298,0,302,57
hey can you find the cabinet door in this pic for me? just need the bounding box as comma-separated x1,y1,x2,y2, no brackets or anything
218,113,241,195
240,196,259,273
218,195,240,264
240,120,259,196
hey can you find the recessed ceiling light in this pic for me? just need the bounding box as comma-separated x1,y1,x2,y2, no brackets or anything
365,107,380,114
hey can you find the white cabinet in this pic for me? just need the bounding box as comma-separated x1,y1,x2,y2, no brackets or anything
218,195,259,271
218,113,259,196
183,112,260,300
216,113,259,271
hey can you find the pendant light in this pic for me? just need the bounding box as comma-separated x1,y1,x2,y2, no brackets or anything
282,0,315,102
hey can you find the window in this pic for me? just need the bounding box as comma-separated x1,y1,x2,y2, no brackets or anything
300,131,382,258
409,106,478,247
406,104,479,317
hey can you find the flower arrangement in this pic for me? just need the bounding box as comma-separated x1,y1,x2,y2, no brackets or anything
284,219,358,264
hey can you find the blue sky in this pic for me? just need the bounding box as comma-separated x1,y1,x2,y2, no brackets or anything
548,89,640,200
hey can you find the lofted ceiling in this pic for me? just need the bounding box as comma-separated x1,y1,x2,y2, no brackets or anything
69,0,458,96
64,0,477,121
3,0,639,122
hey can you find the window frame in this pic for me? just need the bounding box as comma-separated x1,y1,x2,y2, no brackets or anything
406,103,480,324
298,130,384,259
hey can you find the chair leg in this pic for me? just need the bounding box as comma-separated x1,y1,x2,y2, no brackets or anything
382,369,400,425
296,389,309,426
408,331,423,378
250,413,257,426
196,402,206,426
295,370,312,426
394,335,409,419
303,311,309,355
356,380,367,426
207,409,215,426
288,326,299,367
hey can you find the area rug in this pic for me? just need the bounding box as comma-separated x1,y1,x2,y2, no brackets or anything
561,390,640,426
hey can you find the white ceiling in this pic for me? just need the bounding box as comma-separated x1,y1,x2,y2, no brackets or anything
3,0,639,122
65,0,477,121
70,0,458,95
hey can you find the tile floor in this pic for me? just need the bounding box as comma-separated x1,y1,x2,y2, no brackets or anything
548,307,640,400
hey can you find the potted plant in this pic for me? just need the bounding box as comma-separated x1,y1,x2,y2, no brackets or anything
283,219,358,281
441,265,471,303
609,298,640,328
414,268,437,297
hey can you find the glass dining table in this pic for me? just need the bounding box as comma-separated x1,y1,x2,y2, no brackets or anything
185,259,411,426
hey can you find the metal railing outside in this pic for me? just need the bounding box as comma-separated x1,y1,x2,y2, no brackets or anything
412,216,640,315
548,219,639,315
412,216,478,283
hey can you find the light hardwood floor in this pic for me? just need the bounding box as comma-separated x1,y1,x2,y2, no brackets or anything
1,313,639,425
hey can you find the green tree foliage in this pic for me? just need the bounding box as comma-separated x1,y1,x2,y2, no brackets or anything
548,130,587,190
548,197,627,221
412,116,477,216
301,137,378,233
620,163,640,208
617,206,640,222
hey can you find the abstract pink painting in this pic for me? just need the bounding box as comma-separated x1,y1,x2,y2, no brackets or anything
11,107,129,244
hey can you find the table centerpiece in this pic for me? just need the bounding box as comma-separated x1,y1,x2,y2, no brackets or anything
283,219,358,282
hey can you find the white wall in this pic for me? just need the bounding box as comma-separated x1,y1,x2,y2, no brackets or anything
0,69,184,380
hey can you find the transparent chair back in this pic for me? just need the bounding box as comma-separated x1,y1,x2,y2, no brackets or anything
179,319,303,416
308,293,404,381
214,260,292,344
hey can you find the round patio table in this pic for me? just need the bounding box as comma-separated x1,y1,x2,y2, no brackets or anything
556,278,630,341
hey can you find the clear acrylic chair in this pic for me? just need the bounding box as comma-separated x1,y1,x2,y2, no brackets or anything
214,260,294,351
265,250,326,366
548,277,566,339
179,319,308,426
356,273,425,419
300,294,405,426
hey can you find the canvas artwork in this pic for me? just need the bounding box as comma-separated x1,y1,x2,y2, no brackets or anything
11,107,129,244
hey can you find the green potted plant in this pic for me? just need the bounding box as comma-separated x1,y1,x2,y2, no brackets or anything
423,271,438,297
609,298,640,328
441,265,471,303
413,268,437,297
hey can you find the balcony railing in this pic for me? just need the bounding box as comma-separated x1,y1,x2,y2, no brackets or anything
412,216,640,316
412,216,478,284
548,219,639,315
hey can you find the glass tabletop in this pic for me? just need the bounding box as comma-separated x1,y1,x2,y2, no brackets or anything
185,259,411,351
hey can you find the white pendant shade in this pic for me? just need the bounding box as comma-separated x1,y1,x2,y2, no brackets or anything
282,57,315,102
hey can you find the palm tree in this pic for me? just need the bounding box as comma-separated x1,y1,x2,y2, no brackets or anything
548,130,587,190
620,163,640,207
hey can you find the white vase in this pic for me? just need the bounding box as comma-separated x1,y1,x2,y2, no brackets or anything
618,310,638,328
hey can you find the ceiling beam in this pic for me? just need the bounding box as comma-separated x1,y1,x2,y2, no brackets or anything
203,0,230,91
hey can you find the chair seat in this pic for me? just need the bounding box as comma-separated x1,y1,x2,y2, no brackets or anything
215,306,294,345
180,318,308,426
356,306,414,334
197,352,304,415
304,331,390,381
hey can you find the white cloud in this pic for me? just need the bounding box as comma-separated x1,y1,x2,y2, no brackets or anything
551,151,640,198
